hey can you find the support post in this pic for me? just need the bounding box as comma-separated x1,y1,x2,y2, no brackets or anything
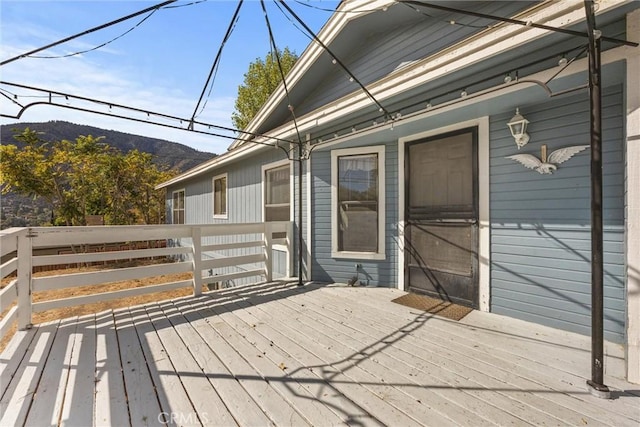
16,228,33,330
584,0,610,399
191,227,203,296
297,145,304,286
264,222,273,282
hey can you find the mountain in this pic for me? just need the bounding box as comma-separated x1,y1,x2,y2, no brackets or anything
1,120,215,171
1,121,216,228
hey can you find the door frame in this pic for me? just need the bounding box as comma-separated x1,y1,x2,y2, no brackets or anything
398,117,490,312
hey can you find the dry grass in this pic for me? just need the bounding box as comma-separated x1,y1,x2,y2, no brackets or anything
0,260,202,353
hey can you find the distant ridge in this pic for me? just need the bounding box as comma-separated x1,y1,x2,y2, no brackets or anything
1,120,215,172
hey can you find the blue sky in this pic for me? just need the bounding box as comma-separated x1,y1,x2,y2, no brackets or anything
0,0,340,153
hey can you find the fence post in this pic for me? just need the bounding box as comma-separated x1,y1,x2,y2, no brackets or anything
264,223,273,282
17,228,33,330
191,227,203,296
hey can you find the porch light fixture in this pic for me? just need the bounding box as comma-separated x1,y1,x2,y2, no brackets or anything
507,108,530,149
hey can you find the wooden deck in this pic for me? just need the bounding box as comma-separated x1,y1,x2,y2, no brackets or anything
1,281,638,426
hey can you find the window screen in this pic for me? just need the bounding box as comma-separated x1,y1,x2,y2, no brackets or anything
213,175,227,216
265,164,290,222
172,190,185,224
337,154,378,252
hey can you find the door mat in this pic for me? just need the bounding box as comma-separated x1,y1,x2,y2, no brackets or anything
391,293,473,321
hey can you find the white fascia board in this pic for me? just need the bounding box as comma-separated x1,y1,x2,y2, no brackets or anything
313,42,635,152
156,142,266,189
246,0,629,144
228,0,395,151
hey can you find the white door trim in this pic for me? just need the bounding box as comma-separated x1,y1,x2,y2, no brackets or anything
397,117,490,312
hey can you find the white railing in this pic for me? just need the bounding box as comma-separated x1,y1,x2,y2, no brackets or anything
0,222,293,343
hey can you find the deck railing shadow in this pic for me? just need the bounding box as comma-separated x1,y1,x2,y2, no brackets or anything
126,282,639,425
3,281,639,426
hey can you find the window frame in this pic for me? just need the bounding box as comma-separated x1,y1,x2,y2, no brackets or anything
212,173,228,219
331,145,386,260
171,189,185,225
262,159,292,250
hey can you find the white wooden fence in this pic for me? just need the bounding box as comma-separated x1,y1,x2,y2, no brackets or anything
0,222,292,342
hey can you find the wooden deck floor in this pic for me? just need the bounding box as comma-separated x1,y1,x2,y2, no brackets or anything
1,281,639,426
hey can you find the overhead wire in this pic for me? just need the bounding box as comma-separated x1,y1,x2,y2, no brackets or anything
27,9,160,59
190,0,244,124
161,0,209,9
399,0,638,47
0,0,177,66
309,41,593,145
276,0,391,119
260,0,304,155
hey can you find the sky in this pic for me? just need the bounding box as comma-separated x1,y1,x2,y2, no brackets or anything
0,0,340,154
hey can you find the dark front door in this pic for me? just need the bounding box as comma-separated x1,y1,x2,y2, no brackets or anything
405,128,479,308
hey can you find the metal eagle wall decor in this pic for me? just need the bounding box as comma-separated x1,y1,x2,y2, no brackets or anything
506,144,590,174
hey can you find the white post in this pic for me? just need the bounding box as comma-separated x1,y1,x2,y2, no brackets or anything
264,223,273,282
287,221,294,278
191,227,203,296
16,228,32,330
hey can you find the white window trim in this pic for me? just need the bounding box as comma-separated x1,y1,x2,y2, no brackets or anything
171,188,185,225
262,159,292,252
331,145,386,260
212,173,228,219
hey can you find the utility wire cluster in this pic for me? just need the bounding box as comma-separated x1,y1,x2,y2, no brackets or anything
1,0,636,158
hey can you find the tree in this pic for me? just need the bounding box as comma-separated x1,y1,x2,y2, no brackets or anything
231,47,298,130
0,128,176,226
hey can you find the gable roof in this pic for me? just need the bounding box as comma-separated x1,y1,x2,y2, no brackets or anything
158,0,635,189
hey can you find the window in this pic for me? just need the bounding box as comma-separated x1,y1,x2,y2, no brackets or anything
264,163,290,222
213,174,227,218
331,146,385,259
172,189,185,224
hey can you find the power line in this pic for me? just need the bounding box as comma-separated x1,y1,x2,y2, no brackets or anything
261,0,304,148
190,0,244,124
27,9,160,59
0,0,177,67
276,0,391,119
400,0,638,47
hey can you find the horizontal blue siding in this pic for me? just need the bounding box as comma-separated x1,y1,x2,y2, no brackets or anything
311,140,398,287
490,85,625,343
166,148,292,286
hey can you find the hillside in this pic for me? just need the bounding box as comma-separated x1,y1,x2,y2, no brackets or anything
1,121,215,171
1,121,216,228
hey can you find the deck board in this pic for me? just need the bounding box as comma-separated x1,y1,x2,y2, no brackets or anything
175,298,312,427
94,310,129,427
0,320,60,426
60,314,97,427
25,316,79,427
115,307,163,426
326,286,640,420
1,282,639,426
275,292,560,426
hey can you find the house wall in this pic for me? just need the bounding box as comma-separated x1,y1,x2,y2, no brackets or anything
166,148,293,285
489,86,626,344
296,2,536,118
310,138,399,286
308,77,626,344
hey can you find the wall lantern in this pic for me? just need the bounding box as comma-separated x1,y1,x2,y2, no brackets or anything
507,108,530,149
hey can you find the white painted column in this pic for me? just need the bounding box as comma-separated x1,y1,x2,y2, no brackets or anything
625,9,640,384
